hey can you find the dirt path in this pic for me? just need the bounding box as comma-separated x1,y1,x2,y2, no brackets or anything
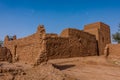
1,56,120,80
49,56,120,80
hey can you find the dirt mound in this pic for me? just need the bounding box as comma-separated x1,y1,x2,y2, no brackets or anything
0,62,26,80
0,62,76,80
15,63,76,80
1,56,120,80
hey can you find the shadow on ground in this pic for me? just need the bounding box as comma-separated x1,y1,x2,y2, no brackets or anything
53,64,75,70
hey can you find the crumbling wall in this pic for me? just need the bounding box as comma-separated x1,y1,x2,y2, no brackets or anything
60,29,69,37
45,28,97,60
0,47,12,62
46,33,58,38
3,25,99,65
4,25,46,64
105,44,120,60
46,37,70,59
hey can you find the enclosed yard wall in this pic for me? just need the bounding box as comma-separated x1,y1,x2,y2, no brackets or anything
4,25,45,64
46,37,70,59
67,29,98,56
45,28,97,60
105,44,120,60
3,26,99,65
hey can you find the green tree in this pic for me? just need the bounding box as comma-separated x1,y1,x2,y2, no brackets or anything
112,24,120,43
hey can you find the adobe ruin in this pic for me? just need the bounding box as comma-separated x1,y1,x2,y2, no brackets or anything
0,46,12,62
84,22,111,55
104,44,120,63
1,22,111,65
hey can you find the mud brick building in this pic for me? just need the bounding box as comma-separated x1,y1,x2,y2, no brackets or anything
1,22,111,65
84,22,111,55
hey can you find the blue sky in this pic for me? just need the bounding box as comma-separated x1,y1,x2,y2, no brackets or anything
0,0,120,40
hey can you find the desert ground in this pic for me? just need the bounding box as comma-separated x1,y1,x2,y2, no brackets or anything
0,55,120,80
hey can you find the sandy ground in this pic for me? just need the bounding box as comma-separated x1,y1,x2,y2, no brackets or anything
49,56,120,80
0,56,120,80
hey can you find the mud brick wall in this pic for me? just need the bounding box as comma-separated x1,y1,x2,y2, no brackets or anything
4,34,41,64
3,24,109,64
4,25,45,64
84,22,111,55
45,33,58,38
106,44,120,60
65,28,98,56
0,47,12,62
46,28,97,60
46,37,70,59
60,29,69,37
84,23,99,40
98,23,111,55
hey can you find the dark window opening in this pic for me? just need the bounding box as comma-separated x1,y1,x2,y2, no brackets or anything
102,37,104,42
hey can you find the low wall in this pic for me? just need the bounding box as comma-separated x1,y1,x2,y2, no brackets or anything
106,44,120,59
